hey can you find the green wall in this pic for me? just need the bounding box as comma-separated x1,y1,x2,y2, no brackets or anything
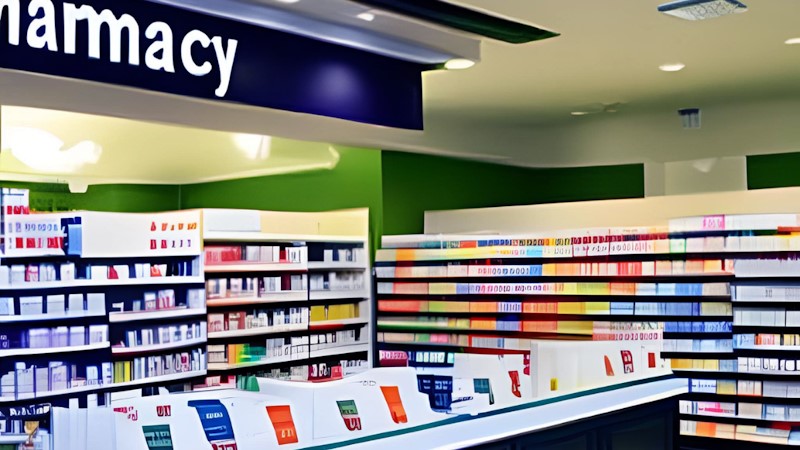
0,181,179,212
747,152,800,189
2,148,650,244
179,146,384,250
381,151,646,235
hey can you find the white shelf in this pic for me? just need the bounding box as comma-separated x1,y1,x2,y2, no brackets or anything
678,367,800,376
1,247,66,258
0,311,107,323
733,298,800,302
206,291,308,307
0,341,110,358
0,276,205,291
735,345,800,351
308,261,367,271
205,262,307,273
309,318,369,329
204,231,365,244
684,411,799,422
112,337,207,355
310,343,370,358
310,290,369,300
208,354,307,370
0,435,28,444
663,350,733,354
113,370,207,388
109,307,207,323
209,327,306,339
0,382,111,403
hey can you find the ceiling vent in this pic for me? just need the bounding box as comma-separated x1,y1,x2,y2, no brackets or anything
658,0,748,21
678,108,701,129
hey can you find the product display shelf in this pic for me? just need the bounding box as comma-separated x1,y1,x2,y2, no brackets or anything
376,254,732,365
208,326,307,339
112,370,208,388
207,354,303,371
111,337,208,355
309,317,370,329
0,381,117,403
310,343,371,358
206,290,308,307
1,210,210,405
308,261,367,271
309,289,369,300
205,262,307,273
0,342,110,358
0,310,107,323
108,307,207,323
0,435,27,445
647,225,800,446
203,236,312,382
377,228,764,447
201,208,373,385
0,275,206,290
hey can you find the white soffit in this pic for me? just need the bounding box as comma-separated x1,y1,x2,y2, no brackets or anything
145,0,481,63
0,105,341,185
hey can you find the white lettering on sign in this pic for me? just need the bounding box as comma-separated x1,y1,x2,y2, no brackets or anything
0,0,238,97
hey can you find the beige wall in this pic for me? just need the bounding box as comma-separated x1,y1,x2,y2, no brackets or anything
424,187,800,234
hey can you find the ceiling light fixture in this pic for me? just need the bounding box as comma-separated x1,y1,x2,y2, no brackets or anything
233,133,272,160
275,0,300,3
658,0,747,20
444,58,476,70
785,38,800,45
659,63,686,72
571,112,589,116
357,12,375,22
1,127,102,173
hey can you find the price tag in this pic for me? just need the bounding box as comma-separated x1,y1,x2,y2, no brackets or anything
702,215,725,231
380,386,408,424
266,405,299,445
336,400,363,431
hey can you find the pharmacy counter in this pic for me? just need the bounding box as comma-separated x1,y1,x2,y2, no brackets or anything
306,376,687,450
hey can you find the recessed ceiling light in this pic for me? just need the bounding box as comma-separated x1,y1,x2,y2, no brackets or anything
785,38,800,45
276,0,300,3
357,12,375,22
444,58,476,70
571,111,589,116
659,63,686,72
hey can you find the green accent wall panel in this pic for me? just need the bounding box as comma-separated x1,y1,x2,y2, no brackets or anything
747,152,800,189
0,181,180,212
381,151,645,235
179,146,384,251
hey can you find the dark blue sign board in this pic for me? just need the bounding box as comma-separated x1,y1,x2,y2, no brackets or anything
0,0,427,129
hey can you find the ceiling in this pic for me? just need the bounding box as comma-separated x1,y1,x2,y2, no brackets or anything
1,0,799,183
429,0,800,124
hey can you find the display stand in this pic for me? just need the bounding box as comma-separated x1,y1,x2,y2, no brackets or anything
0,206,206,409
200,209,372,386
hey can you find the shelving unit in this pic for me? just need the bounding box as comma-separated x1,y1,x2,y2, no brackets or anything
0,208,208,406
376,232,734,362
201,208,372,385
377,211,800,448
